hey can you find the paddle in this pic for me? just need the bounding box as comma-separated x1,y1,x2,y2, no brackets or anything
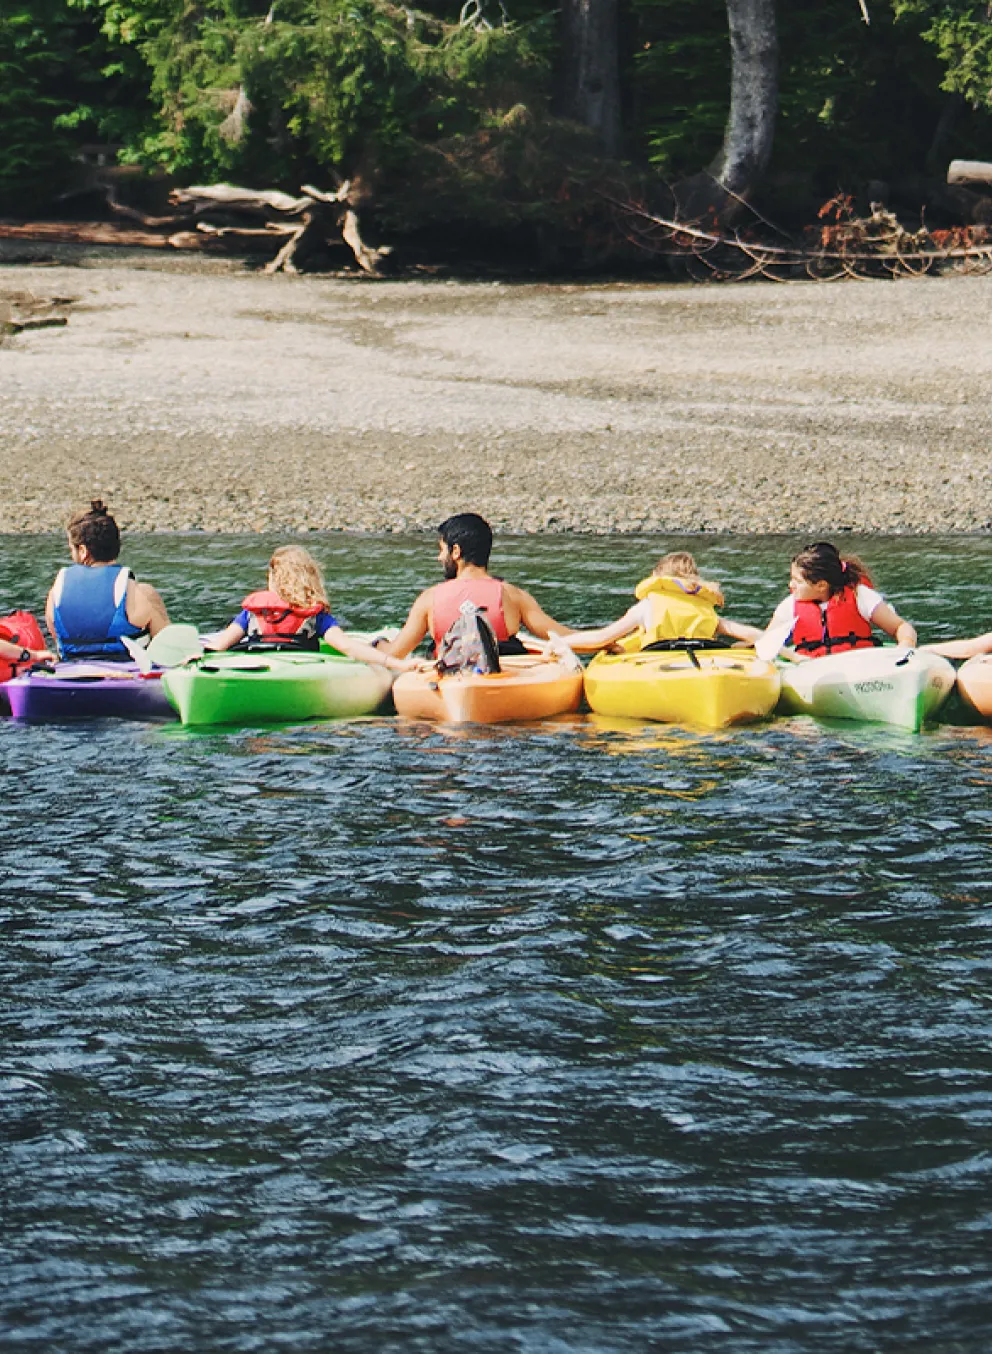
755,621,793,663
123,624,203,673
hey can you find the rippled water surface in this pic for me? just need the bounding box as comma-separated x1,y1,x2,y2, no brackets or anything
3,533,992,1352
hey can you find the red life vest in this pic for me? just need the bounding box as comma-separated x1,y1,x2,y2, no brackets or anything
789,587,878,657
431,577,511,645
242,590,325,638
0,610,46,683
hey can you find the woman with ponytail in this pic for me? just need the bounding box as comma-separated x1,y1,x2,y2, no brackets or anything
45,500,170,660
756,541,916,662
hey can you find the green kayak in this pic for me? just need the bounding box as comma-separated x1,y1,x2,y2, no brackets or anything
161,650,395,726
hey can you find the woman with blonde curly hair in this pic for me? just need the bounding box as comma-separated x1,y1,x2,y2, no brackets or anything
206,545,418,674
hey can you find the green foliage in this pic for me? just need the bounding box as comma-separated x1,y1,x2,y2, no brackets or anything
69,0,555,187
7,0,992,249
893,1,992,107
627,0,729,176
0,0,155,206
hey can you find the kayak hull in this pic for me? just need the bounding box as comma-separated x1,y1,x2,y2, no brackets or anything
162,652,394,726
5,662,174,721
393,655,584,724
956,655,992,720
777,647,955,731
584,648,781,729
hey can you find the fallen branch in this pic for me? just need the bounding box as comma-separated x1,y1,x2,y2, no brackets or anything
606,194,992,281
3,177,393,275
0,288,75,340
0,220,204,249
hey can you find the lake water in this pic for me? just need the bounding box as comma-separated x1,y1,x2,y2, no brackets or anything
2,533,992,1352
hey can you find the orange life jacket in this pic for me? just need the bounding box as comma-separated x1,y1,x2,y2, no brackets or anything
242,590,325,638
0,610,46,682
790,587,878,657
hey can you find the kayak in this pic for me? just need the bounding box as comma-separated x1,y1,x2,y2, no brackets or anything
6,661,174,721
777,647,955,730
956,655,992,720
393,654,583,724
583,646,781,729
161,650,395,726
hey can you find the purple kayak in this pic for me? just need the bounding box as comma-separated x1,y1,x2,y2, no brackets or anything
5,661,175,721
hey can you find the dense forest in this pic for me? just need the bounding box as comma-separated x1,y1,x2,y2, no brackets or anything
3,0,992,266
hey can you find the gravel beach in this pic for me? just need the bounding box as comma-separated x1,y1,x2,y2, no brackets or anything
1,249,990,534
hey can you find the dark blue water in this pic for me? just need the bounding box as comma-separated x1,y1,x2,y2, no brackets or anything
2,535,992,1352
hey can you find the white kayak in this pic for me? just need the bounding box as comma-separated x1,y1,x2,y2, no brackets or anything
777,647,955,731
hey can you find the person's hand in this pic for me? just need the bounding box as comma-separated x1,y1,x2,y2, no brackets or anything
547,633,576,657
30,647,55,664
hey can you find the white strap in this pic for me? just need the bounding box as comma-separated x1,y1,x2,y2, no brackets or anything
113,566,132,607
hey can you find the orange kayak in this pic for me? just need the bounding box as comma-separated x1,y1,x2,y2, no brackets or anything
393,655,584,724
956,655,992,720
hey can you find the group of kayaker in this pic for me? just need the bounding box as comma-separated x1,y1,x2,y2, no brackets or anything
2,500,991,671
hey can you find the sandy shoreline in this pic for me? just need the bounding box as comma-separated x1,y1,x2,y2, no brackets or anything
1,248,990,534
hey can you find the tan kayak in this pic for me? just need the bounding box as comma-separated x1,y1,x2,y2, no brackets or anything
393,654,583,724
956,655,992,720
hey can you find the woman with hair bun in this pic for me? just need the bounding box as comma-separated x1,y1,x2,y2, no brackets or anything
756,541,916,662
45,500,170,660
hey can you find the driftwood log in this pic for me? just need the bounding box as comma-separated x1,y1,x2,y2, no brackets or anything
0,288,75,340
0,220,202,249
0,177,391,275
948,160,992,186
168,181,391,275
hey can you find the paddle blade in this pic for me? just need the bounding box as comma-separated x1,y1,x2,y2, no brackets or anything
145,624,204,668
755,622,792,663
121,634,154,673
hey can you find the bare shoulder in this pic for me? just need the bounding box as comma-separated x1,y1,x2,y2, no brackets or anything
500,580,534,604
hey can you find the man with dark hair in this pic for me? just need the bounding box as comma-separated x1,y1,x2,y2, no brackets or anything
384,512,568,659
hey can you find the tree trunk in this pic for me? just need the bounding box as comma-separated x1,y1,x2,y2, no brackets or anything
558,0,622,157
675,0,778,227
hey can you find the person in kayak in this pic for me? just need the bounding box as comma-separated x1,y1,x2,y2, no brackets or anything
0,613,54,679
754,541,916,662
205,545,419,673
382,512,570,660
548,551,761,654
45,500,170,660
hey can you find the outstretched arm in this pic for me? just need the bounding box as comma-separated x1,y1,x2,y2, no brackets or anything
0,637,54,663
508,584,570,640
325,626,420,672
383,589,433,658
870,601,916,648
203,621,247,652
922,631,992,660
551,605,644,653
717,617,764,644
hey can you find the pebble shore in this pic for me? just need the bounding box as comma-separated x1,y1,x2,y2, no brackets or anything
1,249,990,534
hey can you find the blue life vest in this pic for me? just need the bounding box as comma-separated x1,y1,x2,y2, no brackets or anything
50,563,145,659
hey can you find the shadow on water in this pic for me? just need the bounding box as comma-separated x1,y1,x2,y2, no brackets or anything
2,534,992,1351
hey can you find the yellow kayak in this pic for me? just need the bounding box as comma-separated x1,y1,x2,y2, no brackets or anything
393,654,584,724
584,646,781,729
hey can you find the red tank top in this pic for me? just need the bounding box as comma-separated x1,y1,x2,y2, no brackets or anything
431,577,511,645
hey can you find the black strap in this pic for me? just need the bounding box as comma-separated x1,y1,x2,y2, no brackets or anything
793,633,882,654
641,637,734,653
238,634,321,654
